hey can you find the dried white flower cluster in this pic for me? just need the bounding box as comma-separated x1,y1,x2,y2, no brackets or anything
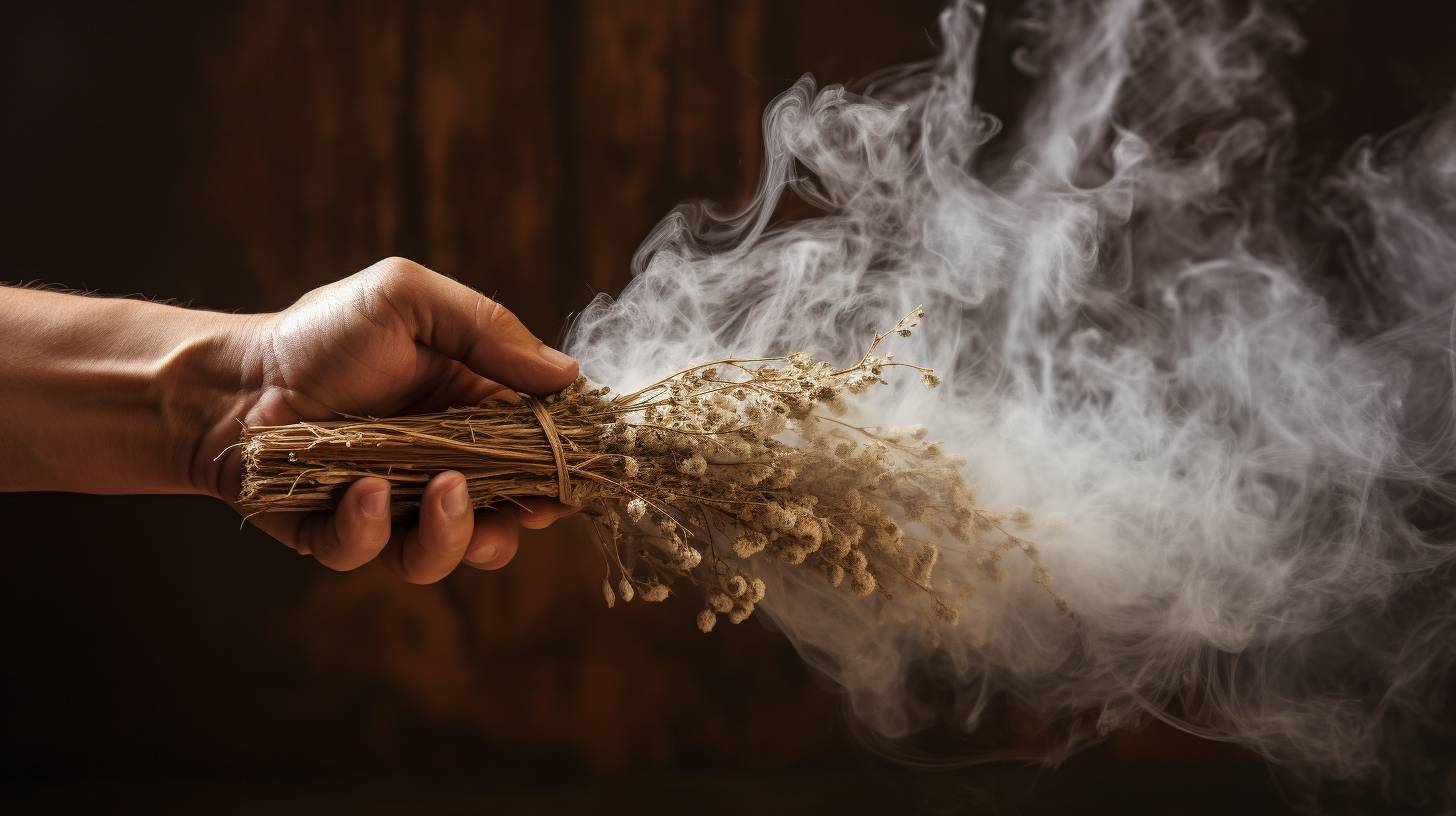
555,307,1062,631
239,308,1064,632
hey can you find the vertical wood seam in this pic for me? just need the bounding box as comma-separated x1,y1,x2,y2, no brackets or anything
394,0,426,263
549,0,584,343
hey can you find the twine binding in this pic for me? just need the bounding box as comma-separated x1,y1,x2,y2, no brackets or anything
521,393,575,505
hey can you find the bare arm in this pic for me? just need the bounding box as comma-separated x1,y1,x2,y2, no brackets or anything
0,258,579,582
0,286,254,494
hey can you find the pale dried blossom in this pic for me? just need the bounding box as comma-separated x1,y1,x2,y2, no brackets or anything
696,609,718,633
726,575,748,597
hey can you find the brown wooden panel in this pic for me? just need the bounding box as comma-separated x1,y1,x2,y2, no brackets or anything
569,0,675,296
415,1,564,330
177,0,407,309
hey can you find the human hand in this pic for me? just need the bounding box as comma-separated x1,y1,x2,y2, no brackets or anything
199,258,580,582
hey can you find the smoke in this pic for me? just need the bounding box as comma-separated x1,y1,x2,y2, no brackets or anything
565,0,1456,796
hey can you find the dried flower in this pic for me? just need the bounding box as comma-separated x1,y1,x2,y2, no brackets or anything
912,544,939,585
825,562,846,588
748,577,767,604
696,609,718,633
675,545,703,570
678,453,708,477
726,575,748,597
733,532,767,559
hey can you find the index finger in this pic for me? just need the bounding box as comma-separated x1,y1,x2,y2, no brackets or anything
365,258,580,395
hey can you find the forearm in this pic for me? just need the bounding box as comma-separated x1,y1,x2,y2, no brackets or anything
0,287,258,495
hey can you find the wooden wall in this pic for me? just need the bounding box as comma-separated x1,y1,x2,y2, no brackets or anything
2,1,1452,812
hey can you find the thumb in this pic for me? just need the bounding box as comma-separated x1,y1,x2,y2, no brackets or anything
367,258,580,395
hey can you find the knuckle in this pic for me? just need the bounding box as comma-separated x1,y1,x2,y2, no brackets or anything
373,255,425,277
366,256,429,293
488,541,519,569
308,540,347,571
402,569,443,586
318,555,357,573
475,294,512,332
353,258,429,326
309,535,349,571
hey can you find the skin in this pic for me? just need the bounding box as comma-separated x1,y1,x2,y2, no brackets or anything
0,257,578,583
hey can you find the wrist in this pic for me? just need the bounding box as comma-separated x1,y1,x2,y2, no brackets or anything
0,289,247,494
0,286,270,497
154,309,271,501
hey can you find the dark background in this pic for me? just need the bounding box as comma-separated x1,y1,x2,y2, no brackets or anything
2,2,1454,814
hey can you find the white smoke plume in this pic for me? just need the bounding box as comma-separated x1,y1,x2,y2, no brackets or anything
566,0,1456,798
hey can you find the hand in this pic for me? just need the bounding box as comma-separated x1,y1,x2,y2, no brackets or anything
201,258,580,583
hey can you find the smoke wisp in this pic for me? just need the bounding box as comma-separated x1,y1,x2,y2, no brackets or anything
566,0,1456,795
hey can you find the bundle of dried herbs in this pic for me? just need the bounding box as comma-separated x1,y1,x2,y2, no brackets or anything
239,310,1061,630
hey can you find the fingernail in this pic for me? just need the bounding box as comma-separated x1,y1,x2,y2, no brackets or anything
465,542,496,566
362,489,390,520
537,344,577,372
443,480,471,518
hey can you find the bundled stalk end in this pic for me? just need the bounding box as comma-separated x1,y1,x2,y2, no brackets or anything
239,309,1065,629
